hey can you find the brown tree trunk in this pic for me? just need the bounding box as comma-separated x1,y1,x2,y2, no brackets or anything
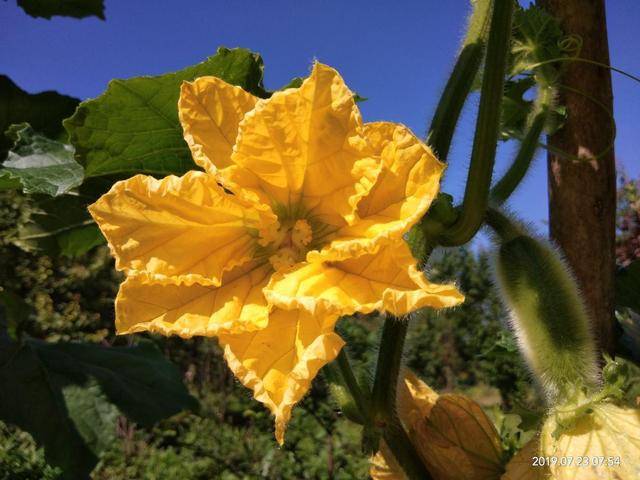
537,0,617,355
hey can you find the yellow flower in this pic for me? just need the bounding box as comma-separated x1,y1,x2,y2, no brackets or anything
500,396,640,479
371,370,503,480
89,62,463,443
501,437,549,480
539,401,640,479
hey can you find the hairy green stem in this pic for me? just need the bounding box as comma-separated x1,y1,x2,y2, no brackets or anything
371,316,407,423
334,349,371,416
383,420,432,480
427,43,484,162
323,355,365,424
330,324,432,479
427,0,492,161
439,0,514,246
371,317,432,480
490,111,547,204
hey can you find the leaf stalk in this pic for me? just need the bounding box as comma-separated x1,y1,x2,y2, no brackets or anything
438,0,515,246
426,0,493,162
490,109,547,205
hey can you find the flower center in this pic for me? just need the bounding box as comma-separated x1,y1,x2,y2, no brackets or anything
266,219,313,270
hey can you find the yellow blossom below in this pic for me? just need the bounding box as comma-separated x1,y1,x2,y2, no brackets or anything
89,62,464,443
540,402,640,479
370,370,503,480
501,437,549,480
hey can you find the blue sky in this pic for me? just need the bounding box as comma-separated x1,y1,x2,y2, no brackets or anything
1,0,638,236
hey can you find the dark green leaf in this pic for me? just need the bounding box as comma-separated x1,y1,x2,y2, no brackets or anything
353,93,368,103
0,289,32,339
0,338,197,478
280,77,303,89
16,0,105,20
616,260,640,314
2,124,84,196
13,193,97,256
29,339,199,426
57,224,105,257
0,340,97,479
0,75,79,158
499,77,566,142
64,47,270,178
11,175,123,257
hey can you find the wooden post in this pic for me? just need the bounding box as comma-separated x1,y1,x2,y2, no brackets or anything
537,0,617,354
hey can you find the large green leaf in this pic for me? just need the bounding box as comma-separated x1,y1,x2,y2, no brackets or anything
1,124,84,196
0,339,97,479
0,337,197,479
29,339,199,425
56,223,105,257
0,289,32,339
16,0,105,20
0,75,79,158
10,174,132,257
64,47,270,178
13,191,100,257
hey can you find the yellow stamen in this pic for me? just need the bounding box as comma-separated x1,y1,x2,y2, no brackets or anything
266,219,314,270
269,248,297,271
292,219,313,248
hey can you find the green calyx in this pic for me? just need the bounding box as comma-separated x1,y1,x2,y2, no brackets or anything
493,226,599,406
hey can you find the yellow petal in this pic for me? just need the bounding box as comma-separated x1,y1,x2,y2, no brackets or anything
541,403,640,479
89,171,276,286
264,240,463,316
114,262,272,337
501,437,548,480
219,308,344,444
309,122,444,262
370,370,439,480
397,368,439,429
225,62,379,228
371,371,502,480
370,441,407,480
416,394,504,480
178,76,258,173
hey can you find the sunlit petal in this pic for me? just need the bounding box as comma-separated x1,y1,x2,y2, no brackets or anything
541,403,640,479
89,171,276,286
501,437,548,480
115,262,272,337
178,76,259,173
309,122,444,262
219,308,344,444
265,241,463,316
